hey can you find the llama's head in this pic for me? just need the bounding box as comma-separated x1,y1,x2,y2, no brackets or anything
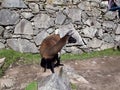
55,29,76,43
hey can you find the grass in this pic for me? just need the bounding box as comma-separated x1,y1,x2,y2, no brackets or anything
0,48,120,77
61,48,120,60
25,81,37,90
0,49,40,77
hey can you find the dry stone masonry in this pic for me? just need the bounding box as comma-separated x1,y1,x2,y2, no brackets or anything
0,0,120,54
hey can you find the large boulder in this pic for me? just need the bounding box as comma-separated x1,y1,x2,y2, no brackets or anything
34,30,49,46
7,38,38,53
2,0,27,8
14,19,33,35
32,14,52,29
0,9,19,25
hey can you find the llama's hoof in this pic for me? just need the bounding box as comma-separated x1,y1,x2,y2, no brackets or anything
59,64,64,66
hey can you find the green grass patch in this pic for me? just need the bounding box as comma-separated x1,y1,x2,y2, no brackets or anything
61,48,120,60
71,83,77,90
25,81,37,90
0,49,40,77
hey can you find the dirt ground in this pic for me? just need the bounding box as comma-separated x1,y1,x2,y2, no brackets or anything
1,56,120,90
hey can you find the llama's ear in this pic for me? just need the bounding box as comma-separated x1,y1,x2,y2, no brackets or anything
55,29,59,34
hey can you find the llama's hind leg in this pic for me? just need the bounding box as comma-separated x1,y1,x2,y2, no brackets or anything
40,58,47,72
50,62,55,73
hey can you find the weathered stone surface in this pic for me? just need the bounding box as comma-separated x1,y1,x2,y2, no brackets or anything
56,23,84,45
100,42,114,50
2,0,27,8
65,46,83,54
103,21,116,29
67,8,82,22
7,38,38,53
46,0,72,5
21,12,34,19
3,30,13,39
0,9,19,25
82,26,98,38
47,28,54,34
55,12,66,25
102,33,114,43
0,42,5,49
115,24,120,35
91,8,101,17
33,14,51,29
38,73,71,90
0,57,5,68
34,30,49,46
115,35,120,41
0,78,15,89
84,18,101,28
0,26,4,35
14,19,33,35
25,0,39,2
29,3,39,13
104,11,117,20
87,38,103,48
78,1,91,11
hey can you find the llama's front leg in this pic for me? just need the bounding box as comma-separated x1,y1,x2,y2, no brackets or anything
54,54,64,67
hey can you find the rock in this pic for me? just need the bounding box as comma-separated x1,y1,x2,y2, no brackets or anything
2,0,27,8
3,30,13,39
38,68,71,90
29,3,39,13
115,35,120,41
87,38,103,48
0,9,19,25
55,12,66,25
81,26,98,38
91,8,101,17
34,30,49,46
72,0,80,4
84,18,101,28
45,4,59,12
62,65,89,84
104,11,117,20
65,46,83,54
0,78,15,89
56,23,84,45
33,14,51,29
25,0,39,2
7,38,38,53
14,19,33,35
0,57,5,68
46,28,54,34
100,42,114,50
115,24,120,35
102,33,114,43
0,42,5,49
0,26,4,35
78,1,91,11
103,21,116,30
67,8,82,22
21,12,34,19
46,0,72,5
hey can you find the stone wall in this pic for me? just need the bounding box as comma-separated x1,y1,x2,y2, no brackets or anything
0,0,120,54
